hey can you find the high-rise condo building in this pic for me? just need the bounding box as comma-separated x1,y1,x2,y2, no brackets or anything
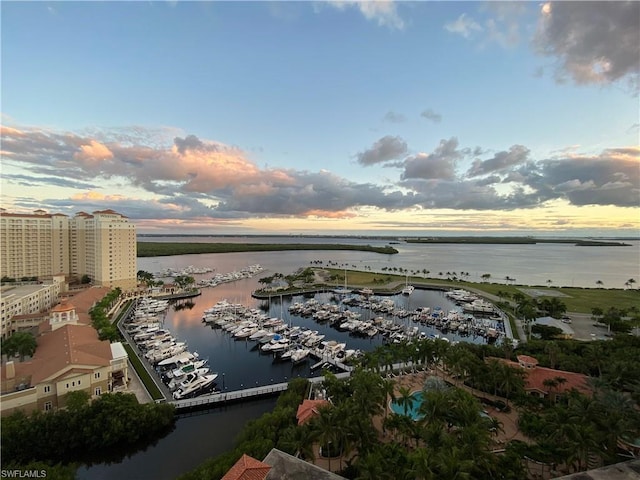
0,208,137,291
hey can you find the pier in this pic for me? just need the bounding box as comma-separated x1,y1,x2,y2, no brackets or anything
171,372,351,412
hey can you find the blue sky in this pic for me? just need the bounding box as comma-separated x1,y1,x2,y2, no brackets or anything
2,1,639,235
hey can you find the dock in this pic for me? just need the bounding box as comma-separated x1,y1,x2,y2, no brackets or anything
171,372,350,412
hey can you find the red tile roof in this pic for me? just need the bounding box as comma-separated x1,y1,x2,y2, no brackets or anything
296,399,329,425
2,324,112,385
65,287,110,325
499,357,591,396
516,355,539,366
221,454,271,480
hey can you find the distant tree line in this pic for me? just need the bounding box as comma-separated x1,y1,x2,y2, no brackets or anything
137,242,398,257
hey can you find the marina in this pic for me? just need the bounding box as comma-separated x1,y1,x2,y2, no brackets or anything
122,262,509,408
80,242,638,479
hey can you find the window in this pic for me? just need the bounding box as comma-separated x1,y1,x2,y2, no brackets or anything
94,387,102,396
44,401,52,411
44,385,51,393
94,372,100,379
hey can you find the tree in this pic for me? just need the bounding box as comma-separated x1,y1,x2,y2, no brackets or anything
396,386,415,418
595,280,603,288
137,270,155,286
2,331,37,360
481,273,491,282
65,390,90,412
81,274,91,284
174,275,195,290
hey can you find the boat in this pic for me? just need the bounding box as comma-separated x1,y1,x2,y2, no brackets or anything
291,348,310,364
333,269,352,295
168,359,209,379
157,351,198,368
172,374,218,400
168,368,212,390
402,275,414,295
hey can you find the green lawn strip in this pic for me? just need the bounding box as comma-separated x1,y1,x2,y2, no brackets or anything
319,269,637,315
137,242,397,257
123,343,164,401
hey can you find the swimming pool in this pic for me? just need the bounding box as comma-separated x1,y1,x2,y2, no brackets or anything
390,390,494,423
390,391,425,421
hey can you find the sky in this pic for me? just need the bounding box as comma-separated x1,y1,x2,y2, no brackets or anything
1,1,639,236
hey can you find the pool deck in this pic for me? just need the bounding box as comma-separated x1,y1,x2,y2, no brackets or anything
382,367,528,446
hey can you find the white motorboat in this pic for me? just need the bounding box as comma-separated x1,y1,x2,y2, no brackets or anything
157,351,198,368
173,374,218,400
168,368,212,390
291,348,310,364
168,359,208,379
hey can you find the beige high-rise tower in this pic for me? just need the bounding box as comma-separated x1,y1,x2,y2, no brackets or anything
0,208,137,290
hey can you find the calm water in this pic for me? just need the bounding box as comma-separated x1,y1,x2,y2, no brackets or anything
79,238,639,479
138,236,639,289
76,398,277,480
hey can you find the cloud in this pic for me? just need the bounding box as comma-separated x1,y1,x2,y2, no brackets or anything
2,173,97,190
326,0,404,30
74,140,114,162
383,111,406,123
420,108,442,123
533,2,640,93
444,13,482,38
356,135,408,166
524,147,640,207
3,124,637,224
466,145,530,177
2,125,416,220
401,137,461,181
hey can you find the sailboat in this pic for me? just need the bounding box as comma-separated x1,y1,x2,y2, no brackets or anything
333,268,352,295
402,275,415,295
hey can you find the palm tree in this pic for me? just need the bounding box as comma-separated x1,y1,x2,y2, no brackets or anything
356,449,387,479
381,378,395,424
500,363,525,406
313,406,338,472
626,278,636,289
397,386,415,417
410,447,435,480
433,445,475,479
596,280,603,288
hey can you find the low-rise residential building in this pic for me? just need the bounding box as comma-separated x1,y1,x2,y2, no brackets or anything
0,275,66,339
0,287,129,416
502,355,591,401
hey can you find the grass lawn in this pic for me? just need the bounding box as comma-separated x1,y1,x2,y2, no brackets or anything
321,268,638,314
123,343,165,401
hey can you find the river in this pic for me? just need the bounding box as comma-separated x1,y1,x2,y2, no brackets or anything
77,237,639,479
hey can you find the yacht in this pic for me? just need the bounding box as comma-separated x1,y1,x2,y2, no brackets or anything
168,368,212,390
291,348,310,364
172,374,218,400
